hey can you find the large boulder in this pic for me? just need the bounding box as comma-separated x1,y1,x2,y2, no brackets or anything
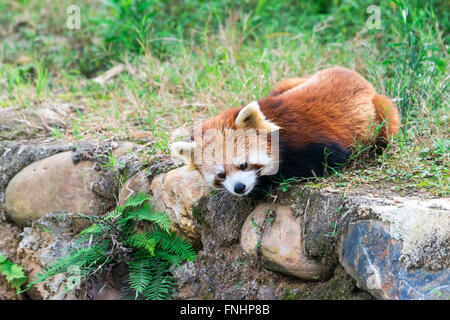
371,198,449,271
0,140,75,203
195,191,257,248
339,197,449,300
340,220,449,300
5,151,115,227
241,203,334,280
150,166,207,241
118,171,152,206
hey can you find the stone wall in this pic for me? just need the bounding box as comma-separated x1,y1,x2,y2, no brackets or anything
0,136,448,300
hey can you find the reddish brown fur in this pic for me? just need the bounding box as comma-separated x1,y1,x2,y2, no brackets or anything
372,94,400,142
201,108,241,133
202,67,399,152
270,76,311,96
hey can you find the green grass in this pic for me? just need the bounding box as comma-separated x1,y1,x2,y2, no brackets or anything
0,0,448,195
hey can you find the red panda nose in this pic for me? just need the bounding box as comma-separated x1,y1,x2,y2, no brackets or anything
234,183,246,194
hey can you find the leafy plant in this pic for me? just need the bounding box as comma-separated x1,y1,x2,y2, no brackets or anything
277,175,300,192
0,255,28,294
34,59,49,99
26,193,196,300
100,0,156,56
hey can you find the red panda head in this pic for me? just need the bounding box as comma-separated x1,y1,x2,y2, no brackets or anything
171,102,281,196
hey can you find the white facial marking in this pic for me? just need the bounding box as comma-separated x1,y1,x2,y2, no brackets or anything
202,172,215,186
202,164,224,188
223,170,257,196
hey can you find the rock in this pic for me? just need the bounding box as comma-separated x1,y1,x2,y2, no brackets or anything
370,198,449,271
71,140,134,164
85,264,128,300
91,64,125,85
111,141,135,158
340,220,449,300
118,171,152,206
284,187,350,267
0,139,137,206
0,139,75,203
0,102,84,140
150,166,207,241
172,262,201,300
195,192,257,248
241,203,333,280
117,152,180,207
5,151,115,227
257,285,276,300
16,213,84,300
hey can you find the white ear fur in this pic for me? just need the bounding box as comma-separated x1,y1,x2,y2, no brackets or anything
171,141,195,164
235,101,280,131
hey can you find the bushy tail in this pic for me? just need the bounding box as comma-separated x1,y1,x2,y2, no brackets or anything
372,94,400,143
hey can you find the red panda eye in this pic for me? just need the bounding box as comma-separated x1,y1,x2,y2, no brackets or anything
239,162,248,170
217,173,226,179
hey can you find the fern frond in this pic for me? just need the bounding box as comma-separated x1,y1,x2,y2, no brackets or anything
134,208,172,233
103,206,123,220
150,229,197,262
79,223,102,236
120,204,172,234
28,243,109,288
124,193,151,208
141,259,174,300
143,275,174,300
127,233,156,255
127,258,153,298
153,248,183,267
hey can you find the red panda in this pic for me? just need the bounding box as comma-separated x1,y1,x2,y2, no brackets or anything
172,67,400,197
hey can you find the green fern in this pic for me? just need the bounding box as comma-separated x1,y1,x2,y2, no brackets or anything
150,228,197,262
124,192,151,208
153,248,183,267
127,258,153,298
26,193,196,300
133,207,173,233
0,255,28,294
128,233,156,255
141,259,174,300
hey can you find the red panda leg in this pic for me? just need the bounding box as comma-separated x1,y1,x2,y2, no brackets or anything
270,76,311,96
372,94,400,143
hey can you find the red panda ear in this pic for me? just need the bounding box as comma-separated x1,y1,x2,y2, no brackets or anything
235,101,280,131
171,141,195,166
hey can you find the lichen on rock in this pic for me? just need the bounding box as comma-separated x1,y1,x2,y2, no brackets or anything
339,219,449,300
372,197,449,271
